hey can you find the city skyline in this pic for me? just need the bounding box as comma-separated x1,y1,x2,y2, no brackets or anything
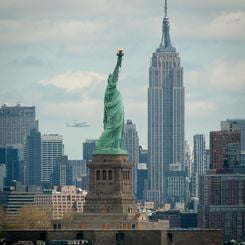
0,0,245,158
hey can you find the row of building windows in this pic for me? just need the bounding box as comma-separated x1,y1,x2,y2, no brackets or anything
95,170,130,181
123,170,130,181
96,170,113,181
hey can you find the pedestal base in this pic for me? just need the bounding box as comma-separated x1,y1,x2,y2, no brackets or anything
83,154,137,215
53,154,157,230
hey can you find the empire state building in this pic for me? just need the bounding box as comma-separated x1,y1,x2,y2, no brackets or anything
147,0,185,204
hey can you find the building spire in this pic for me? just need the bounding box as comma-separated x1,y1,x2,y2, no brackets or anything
165,0,168,18
159,0,175,51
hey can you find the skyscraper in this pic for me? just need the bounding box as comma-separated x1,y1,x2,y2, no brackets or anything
122,119,139,194
0,146,23,186
193,135,206,176
0,104,38,185
192,134,206,197
82,139,97,189
138,146,148,201
68,160,87,184
0,104,38,146
52,155,72,186
83,139,97,161
25,128,41,186
137,163,148,202
184,141,193,179
147,0,184,204
139,145,148,166
0,164,6,190
41,134,63,185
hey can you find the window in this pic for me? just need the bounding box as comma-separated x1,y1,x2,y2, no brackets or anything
96,170,100,180
108,170,113,180
123,171,126,180
102,170,106,180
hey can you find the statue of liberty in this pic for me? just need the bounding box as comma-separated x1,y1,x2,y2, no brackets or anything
94,49,127,155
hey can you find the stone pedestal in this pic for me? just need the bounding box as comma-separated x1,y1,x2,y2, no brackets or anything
53,154,168,230
83,154,137,215
53,154,169,230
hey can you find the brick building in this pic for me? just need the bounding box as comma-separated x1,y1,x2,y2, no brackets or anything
199,169,245,241
210,131,240,169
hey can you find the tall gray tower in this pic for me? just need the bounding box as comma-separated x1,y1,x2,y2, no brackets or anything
123,119,139,195
147,0,184,204
25,128,41,186
192,134,206,197
193,135,206,176
0,104,38,146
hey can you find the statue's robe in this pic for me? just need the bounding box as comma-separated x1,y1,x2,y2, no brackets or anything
95,55,125,154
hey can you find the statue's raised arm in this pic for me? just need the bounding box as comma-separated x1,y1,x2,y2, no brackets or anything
94,49,127,155
107,49,123,88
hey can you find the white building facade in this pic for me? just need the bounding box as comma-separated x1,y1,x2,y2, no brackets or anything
41,134,63,184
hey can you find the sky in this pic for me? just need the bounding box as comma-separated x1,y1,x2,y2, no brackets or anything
0,0,245,158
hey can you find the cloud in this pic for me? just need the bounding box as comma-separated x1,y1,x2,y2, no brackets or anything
39,71,106,93
205,12,245,40
208,59,245,92
185,57,245,94
175,0,245,10
40,100,103,122
173,11,245,40
187,100,217,113
10,56,47,67
0,0,244,51
0,20,105,45
209,60,245,92
1,2,244,50
185,70,201,83
0,0,156,20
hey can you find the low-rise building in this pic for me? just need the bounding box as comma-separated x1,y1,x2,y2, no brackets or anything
52,185,87,220
0,184,87,227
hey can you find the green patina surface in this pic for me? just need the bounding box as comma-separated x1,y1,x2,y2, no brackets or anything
94,50,127,155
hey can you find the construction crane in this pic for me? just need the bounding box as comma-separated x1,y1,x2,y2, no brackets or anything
66,120,91,128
